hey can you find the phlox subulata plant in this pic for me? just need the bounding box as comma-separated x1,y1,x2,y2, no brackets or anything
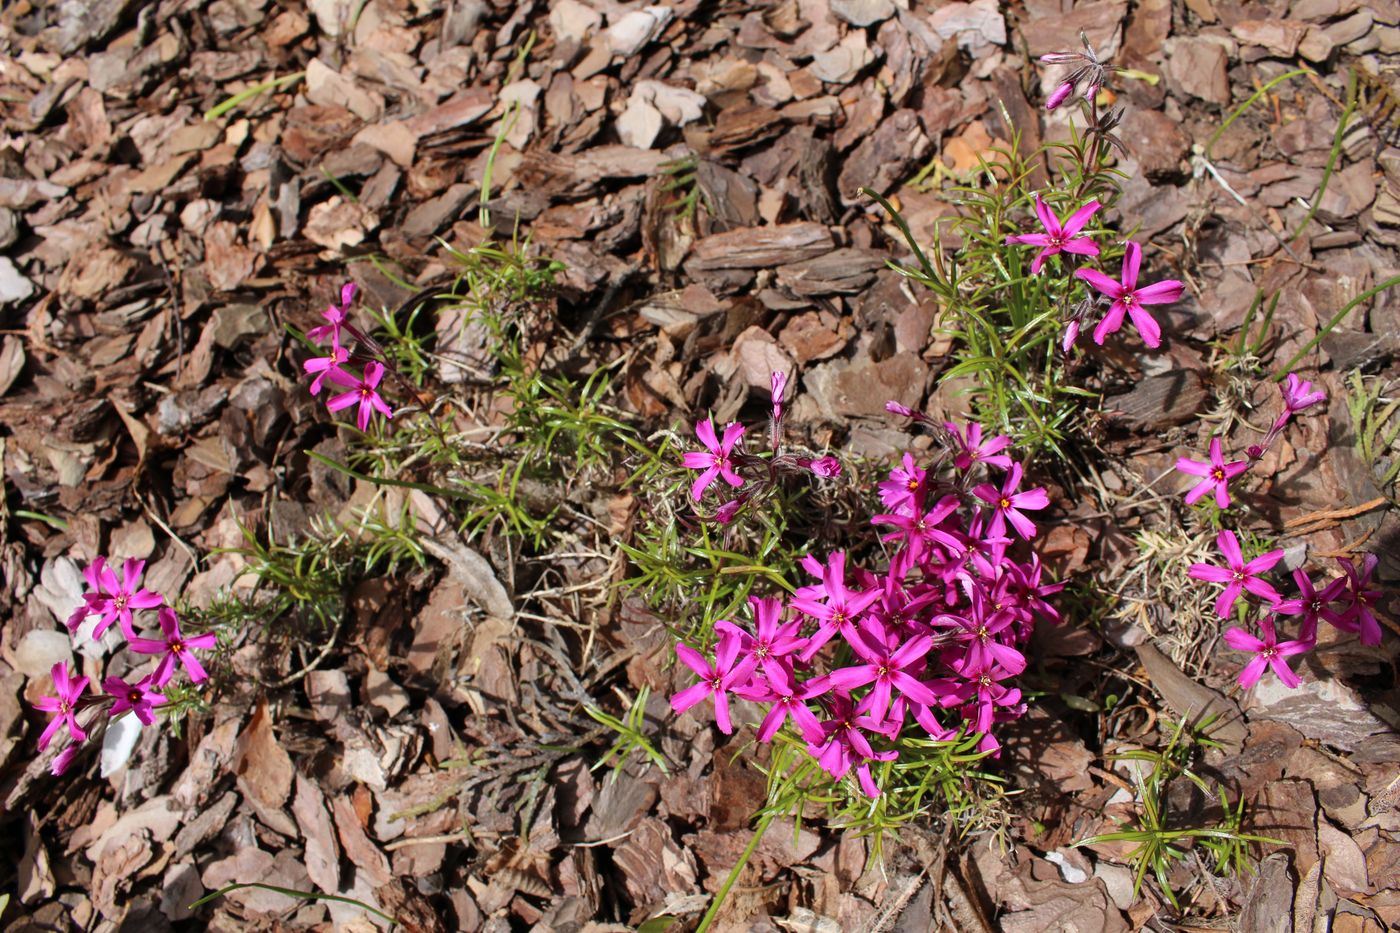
672,376,1063,809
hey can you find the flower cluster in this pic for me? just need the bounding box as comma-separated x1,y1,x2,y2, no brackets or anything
1174,374,1326,511
302,282,395,431
681,372,840,522
673,399,1062,798
1173,374,1383,687
35,557,215,775
1192,538,1382,689
1017,37,1185,351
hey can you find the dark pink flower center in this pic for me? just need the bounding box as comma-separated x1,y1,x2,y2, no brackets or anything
998,497,1011,510
1211,468,1225,482
171,640,185,654
127,688,143,704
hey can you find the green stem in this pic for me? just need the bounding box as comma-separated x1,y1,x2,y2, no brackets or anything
1274,275,1400,379
694,811,774,933
190,882,397,926
1206,68,1313,161
1289,70,1358,244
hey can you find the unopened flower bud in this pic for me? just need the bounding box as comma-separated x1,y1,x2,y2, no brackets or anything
1046,81,1075,110
803,456,841,478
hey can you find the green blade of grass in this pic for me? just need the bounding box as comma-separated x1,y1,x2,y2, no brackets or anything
190,882,397,925
204,72,305,121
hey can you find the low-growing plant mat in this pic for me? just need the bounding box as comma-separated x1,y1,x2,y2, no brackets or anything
0,2,1398,932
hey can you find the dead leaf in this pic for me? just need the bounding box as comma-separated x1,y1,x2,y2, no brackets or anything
233,699,294,811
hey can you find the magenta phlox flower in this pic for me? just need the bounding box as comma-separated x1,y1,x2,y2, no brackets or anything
1005,196,1101,274
940,589,1026,676
306,282,358,344
1007,553,1066,626
943,658,1023,736
1272,569,1347,644
972,464,1049,540
1276,373,1327,429
34,661,89,749
752,665,827,743
104,674,167,726
326,361,394,432
1175,437,1250,509
827,617,940,724
1074,242,1183,348
129,607,218,686
682,417,745,502
809,693,898,798
793,552,883,662
670,635,758,735
892,693,960,741
68,557,164,640
947,421,1014,471
1188,530,1284,618
873,493,967,564
872,574,943,638
878,452,926,514
304,343,350,396
715,597,807,679
1335,554,1383,646
1223,615,1311,689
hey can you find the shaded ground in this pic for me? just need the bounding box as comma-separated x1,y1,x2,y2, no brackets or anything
1,0,1399,931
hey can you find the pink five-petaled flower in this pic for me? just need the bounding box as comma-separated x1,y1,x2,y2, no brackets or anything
715,596,807,680
827,617,940,725
104,674,167,726
303,343,350,396
947,421,1014,471
751,665,827,743
682,417,745,503
793,551,882,663
873,493,967,564
1175,436,1250,509
326,361,394,432
1223,615,1311,689
34,661,89,750
1273,568,1347,644
67,557,164,640
129,606,218,686
878,452,926,513
1274,373,1327,430
1335,554,1383,646
1188,529,1284,619
670,635,757,735
809,692,898,798
306,282,358,344
972,464,1050,540
1005,195,1101,275
1074,241,1184,348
